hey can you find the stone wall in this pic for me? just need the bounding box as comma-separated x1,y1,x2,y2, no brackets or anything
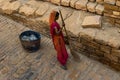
72,33,120,71
49,0,120,26
104,0,120,18
104,0,120,27
50,0,104,15
0,0,120,25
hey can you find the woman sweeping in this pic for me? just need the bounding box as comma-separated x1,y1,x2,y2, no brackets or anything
49,10,68,70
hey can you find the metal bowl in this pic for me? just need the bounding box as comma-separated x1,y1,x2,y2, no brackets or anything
19,30,41,52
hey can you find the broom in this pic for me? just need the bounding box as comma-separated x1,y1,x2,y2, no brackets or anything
58,9,80,62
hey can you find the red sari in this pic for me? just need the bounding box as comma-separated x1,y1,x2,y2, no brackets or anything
50,22,68,66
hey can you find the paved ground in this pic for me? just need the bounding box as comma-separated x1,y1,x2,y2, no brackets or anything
0,15,120,80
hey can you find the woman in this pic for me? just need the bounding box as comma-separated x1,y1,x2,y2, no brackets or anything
49,10,68,70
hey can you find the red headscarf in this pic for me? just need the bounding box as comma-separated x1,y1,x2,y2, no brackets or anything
49,10,57,26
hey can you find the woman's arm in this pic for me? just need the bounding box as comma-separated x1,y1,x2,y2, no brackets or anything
54,26,63,35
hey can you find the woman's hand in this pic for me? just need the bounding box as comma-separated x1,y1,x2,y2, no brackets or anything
54,27,61,35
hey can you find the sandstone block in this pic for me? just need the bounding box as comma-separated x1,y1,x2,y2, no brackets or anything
112,49,120,57
95,31,110,46
61,0,71,6
104,3,119,11
103,16,115,25
104,13,120,19
75,0,88,11
0,0,9,7
87,2,97,12
110,55,118,62
82,16,102,28
95,4,104,15
51,0,60,5
100,45,111,54
35,3,49,16
1,1,21,14
110,62,120,71
104,53,118,62
113,11,120,16
87,40,100,49
104,0,116,5
81,37,100,49
108,37,120,49
19,5,37,16
70,0,78,8
0,1,9,13
104,9,113,15
116,1,120,6
95,50,104,57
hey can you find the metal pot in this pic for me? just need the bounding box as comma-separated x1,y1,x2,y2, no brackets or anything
19,30,41,52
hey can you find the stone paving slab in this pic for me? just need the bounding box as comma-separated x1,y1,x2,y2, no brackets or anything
0,15,120,80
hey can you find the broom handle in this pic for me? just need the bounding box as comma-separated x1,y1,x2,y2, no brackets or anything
58,0,69,39
59,10,80,61
59,9,74,52
59,10,69,41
